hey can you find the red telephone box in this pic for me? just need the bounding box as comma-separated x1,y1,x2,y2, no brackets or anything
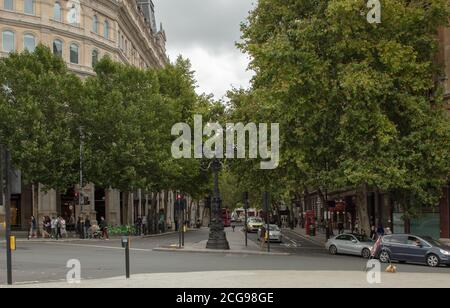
305,210,316,236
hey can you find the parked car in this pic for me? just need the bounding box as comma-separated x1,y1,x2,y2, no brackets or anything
257,224,283,243
246,217,264,233
377,234,450,267
326,233,374,259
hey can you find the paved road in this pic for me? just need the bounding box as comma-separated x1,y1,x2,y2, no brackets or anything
1,228,449,286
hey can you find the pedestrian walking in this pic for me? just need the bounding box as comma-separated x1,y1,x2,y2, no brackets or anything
370,225,376,240
28,216,37,239
376,224,385,238
99,217,109,240
68,214,76,233
60,217,68,238
51,217,58,239
259,225,266,249
78,216,85,239
135,216,142,236
85,217,91,239
142,215,148,235
42,217,51,238
56,216,63,240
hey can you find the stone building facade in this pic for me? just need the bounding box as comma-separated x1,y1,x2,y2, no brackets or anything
0,0,206,232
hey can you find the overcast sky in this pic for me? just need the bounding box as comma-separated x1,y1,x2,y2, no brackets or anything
154,0,256,99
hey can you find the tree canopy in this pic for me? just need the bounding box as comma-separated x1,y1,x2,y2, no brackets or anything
228,0,450,218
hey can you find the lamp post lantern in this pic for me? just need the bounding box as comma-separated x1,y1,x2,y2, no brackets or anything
206,158,230,250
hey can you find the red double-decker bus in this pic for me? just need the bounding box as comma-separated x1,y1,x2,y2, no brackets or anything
221,208,231,227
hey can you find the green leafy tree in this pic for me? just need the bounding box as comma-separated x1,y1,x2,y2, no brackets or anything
237,0,450,232
0,45,83,190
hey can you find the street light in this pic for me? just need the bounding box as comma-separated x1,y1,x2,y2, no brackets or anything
205,158,230,250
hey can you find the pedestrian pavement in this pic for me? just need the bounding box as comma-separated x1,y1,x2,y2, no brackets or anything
288,226,357,246
153,227,289,256
0,230,182,244
288,226,328,246
5,270,450,288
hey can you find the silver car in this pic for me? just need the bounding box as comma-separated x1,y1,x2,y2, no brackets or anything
326,234,374,259
257,224,283,243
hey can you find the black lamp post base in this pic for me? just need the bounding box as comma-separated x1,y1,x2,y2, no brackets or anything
206,222,230,250
206,237,230,250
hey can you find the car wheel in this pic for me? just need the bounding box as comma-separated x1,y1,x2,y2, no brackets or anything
426,254,440,268
361,248,371,259
329,245,338,255
379,251,391,263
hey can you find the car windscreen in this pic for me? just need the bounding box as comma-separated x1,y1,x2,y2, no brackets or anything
269,225,280,231
249,218,263,223
422,237,446,248
354,234,373,242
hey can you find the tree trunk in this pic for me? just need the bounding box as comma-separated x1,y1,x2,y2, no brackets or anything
356,184,371,235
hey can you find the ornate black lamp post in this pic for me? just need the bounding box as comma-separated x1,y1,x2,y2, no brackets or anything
206,158,230,250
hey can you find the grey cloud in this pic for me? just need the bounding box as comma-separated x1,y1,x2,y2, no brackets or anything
153,0,256,98
154,0,255,50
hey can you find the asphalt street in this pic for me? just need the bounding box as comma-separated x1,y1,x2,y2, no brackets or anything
1,228,449,286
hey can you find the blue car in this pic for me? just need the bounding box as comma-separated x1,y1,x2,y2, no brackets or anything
378,234,450,267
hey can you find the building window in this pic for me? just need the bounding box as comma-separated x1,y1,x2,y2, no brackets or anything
92,49,98,67
24,0,34,14
53,2,62,21
104,20,109,39
2,31,15,53
53,39,63,57
23,34,36,52
4,0,13,10
92,15,98,33
70,43,79,64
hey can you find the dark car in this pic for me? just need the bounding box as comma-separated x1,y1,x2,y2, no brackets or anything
378,234,450,267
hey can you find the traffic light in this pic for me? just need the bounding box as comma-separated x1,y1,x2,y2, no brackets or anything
175,194,186,211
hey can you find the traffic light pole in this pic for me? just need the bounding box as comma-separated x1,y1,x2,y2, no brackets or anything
181,201,184,247
1,145,13,285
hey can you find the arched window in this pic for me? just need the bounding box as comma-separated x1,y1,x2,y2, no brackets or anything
53,2,62,22
2,31,15,53
4,0,14,10
92,15,98,33
53,39,63,57
104,20,110,39
23,34,36,52
70,43,79,64
92,49,99,67
24,0,34,14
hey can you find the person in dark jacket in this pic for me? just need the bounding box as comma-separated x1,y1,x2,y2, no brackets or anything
376,224,385,238
28,216,37,239
85,217,91,239
99,217,109,240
